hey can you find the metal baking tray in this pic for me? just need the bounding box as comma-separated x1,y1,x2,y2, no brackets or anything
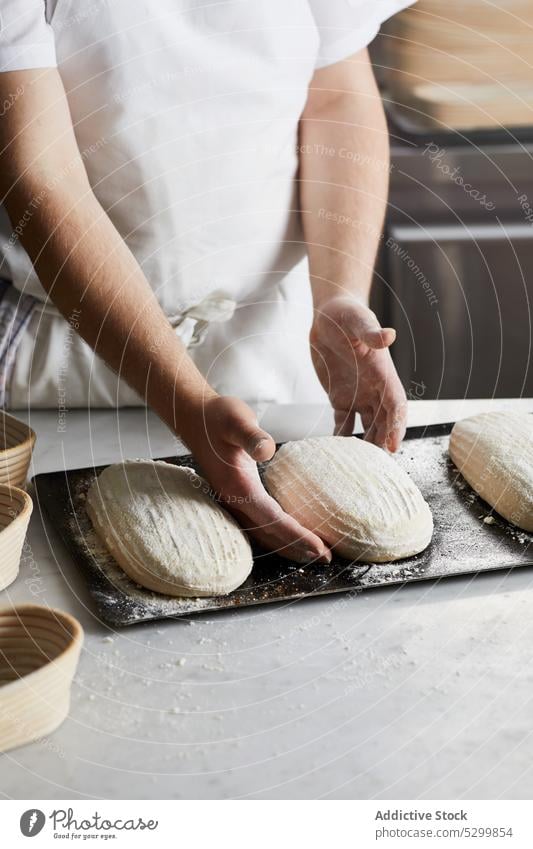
32,423,533,626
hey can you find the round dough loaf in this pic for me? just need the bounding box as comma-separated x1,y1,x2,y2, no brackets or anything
449,411,533,531
86,460,253,597
263,436,433,562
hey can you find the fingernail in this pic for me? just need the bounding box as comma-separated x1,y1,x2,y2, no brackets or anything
250,436,271,459
293,547,332,564
304,548,332,564
296,549,319,563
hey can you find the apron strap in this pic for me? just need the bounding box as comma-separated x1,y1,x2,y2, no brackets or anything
167,290,236,348
32,289,237,351
0,281,38,408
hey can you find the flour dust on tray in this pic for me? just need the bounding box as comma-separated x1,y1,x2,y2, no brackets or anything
263,436,433,562
86,460,253,597
449,411,533,532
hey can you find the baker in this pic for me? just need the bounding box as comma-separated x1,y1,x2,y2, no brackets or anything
0,1,411,563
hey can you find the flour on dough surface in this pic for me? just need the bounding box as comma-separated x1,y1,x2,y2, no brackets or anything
450,412,533,532
86,460,253,597
264,436,433,562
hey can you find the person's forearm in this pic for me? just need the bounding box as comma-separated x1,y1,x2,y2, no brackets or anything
0,70,332,560
0,69,215,438
8,180,215,433
299,50,389,308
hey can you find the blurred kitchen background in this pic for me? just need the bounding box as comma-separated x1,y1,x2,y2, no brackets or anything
370,0,533,399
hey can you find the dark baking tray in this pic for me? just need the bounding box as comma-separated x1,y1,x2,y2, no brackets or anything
32,423,533,626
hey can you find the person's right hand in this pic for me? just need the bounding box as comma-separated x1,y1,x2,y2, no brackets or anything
180,395,332,564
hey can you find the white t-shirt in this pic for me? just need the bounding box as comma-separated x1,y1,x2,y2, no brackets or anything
0,0,414,405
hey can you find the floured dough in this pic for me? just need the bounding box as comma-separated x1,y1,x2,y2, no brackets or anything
86,460,253,597
263,436,433,562
449,412,533,531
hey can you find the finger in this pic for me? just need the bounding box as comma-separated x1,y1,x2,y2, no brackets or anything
230,468,331,563
373,406,391,450
333,407,356,436
222,399,276,461
212,448,332,562
247,432,276,462
363,424,377,445
255,515,333,564
376,370,408,453
341,309,397,350
362,326,396,349
360,407,377,444
385,400,408,452
232,485,332,564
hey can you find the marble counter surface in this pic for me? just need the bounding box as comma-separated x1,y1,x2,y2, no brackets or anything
2,398,533,800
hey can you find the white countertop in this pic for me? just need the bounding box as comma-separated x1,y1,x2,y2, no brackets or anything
2,398,533,800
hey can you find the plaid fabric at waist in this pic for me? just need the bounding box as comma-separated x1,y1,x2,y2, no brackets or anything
0,280,38,408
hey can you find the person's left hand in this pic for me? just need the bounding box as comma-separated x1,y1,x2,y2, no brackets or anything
310,294,408,451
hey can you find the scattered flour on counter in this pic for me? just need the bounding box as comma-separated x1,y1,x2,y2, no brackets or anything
61,433,533,628
68,480,217,623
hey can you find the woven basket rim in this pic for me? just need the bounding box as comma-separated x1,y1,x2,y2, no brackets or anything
0,483,33,534
0,412,36,460
0,604,83,685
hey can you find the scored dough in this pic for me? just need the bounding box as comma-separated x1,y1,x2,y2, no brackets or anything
449,411,533,532
86,460,253,597
263,436,433,562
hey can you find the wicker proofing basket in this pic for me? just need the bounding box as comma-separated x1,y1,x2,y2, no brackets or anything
0,605,83,752
0,411,36,488
0,485,33,591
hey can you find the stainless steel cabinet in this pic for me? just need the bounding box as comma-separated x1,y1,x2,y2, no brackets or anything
383,136,533,398
383,222,533,399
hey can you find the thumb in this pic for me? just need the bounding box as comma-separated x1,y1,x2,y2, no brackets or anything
359,325,396,350
223,400,276,461
344,309,396,349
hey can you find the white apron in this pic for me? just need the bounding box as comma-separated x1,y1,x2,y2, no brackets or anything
1,0,414,408
8,269,320,408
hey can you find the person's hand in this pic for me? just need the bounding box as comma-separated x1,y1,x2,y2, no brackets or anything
180,395,332,563
310,295,407,451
